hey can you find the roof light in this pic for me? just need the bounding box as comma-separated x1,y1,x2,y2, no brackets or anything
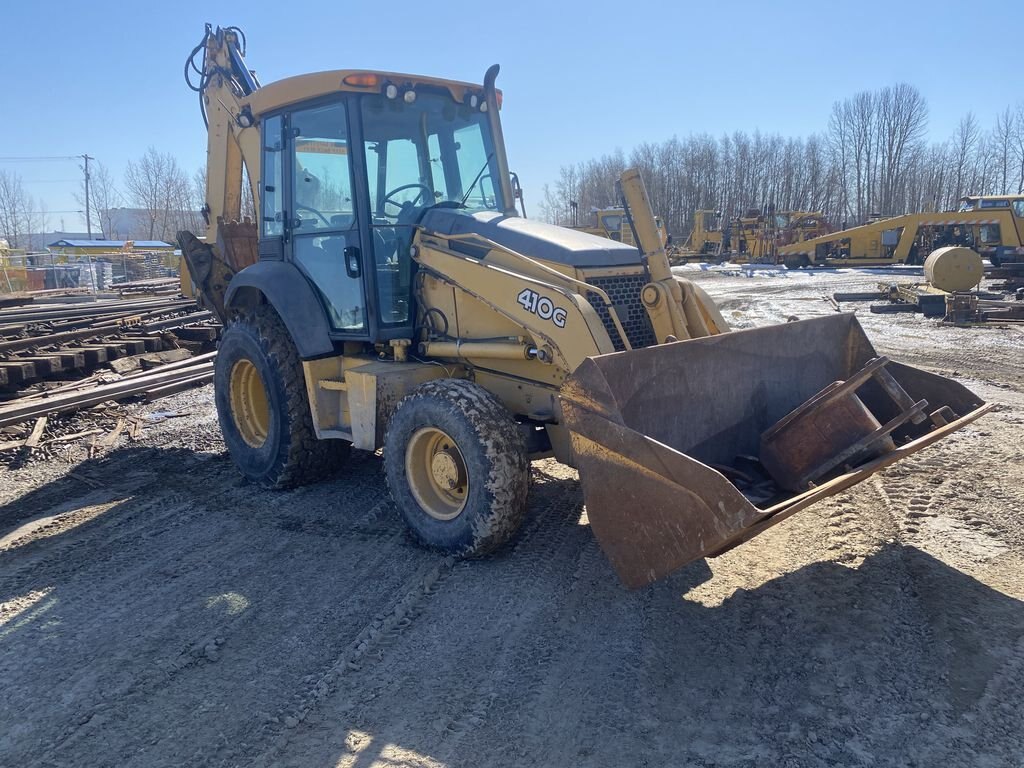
343,73,380,88
480,100,488,112
403,89,416,103
465,93,478,108
384,83,398,99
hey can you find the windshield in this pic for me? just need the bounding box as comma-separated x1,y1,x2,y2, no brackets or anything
361,90,504,217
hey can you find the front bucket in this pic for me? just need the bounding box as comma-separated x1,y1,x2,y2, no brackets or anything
560,313,990,588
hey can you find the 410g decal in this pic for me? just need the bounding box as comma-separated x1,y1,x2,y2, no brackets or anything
516,288,567,328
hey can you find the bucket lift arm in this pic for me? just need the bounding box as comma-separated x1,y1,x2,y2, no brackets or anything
179,25,262,314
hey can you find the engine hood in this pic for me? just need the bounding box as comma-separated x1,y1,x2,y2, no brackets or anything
418,209,642,268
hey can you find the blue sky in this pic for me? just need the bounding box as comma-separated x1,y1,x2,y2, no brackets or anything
2,0,1020,232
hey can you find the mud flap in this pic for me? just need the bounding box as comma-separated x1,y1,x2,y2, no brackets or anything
560,314,989,589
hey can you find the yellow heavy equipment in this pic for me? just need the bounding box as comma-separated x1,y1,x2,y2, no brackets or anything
778,195,1024,268
685,209,833,263
570,205,668,249
180,26,989,588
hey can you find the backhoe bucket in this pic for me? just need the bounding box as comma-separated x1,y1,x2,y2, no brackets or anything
560,313,990,588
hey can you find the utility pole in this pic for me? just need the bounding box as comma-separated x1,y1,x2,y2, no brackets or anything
81,154,94,238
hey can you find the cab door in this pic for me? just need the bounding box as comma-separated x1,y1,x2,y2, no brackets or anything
283,100,370,338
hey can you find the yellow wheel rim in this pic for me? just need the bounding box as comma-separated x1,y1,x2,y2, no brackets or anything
405,427,469,520
229,359,271,448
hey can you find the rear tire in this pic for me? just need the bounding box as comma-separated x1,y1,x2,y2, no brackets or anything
215,304,348,488
384,379,529,556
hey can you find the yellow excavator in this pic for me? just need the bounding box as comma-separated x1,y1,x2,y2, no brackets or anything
179,26,989,588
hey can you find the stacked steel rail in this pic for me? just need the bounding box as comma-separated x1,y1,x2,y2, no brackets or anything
0,291,219,431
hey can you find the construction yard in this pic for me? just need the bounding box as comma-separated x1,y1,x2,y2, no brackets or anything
1,266,1022,767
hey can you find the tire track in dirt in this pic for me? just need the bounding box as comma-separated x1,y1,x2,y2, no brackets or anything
256,461,591,768
870,433,1024,766
0,443,445,768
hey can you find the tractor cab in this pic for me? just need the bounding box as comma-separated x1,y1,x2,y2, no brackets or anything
254,74,513,344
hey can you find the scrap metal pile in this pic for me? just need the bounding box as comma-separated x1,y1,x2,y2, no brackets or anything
0,279,218,455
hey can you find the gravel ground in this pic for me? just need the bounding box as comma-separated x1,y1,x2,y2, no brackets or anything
2,267,1022,767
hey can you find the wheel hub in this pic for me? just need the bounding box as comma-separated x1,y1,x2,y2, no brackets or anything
431,450,464,491
229,359,271,449
406,427,469,520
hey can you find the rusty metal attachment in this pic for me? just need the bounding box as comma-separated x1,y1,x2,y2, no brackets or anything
760,356,929,492
560,314,990,589
177,220,258,324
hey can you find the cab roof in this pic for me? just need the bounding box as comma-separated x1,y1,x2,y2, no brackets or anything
246,69,496,117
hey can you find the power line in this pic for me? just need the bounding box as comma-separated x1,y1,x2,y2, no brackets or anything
0,156,79,162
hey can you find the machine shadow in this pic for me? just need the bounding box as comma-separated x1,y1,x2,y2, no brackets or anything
309,544,1024,768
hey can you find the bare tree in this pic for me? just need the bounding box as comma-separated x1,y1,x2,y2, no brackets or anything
876,84,928,216
992,106,1015,194
0,171,36,249
124,147,170,239
124,147,201,242
951,113,980,202
1011,105,1024,194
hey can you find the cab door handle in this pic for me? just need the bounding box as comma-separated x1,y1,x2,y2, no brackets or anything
344,246,361,278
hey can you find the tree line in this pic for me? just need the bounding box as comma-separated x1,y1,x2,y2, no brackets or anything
537,84,1024,239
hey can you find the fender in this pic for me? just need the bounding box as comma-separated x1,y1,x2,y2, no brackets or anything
225,260,335,359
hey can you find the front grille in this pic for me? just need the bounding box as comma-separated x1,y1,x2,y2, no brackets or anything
584,273,656,351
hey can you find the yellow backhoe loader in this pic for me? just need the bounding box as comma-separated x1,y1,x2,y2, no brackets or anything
179,26,989,588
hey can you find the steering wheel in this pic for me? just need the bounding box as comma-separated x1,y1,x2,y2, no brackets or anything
383,183,432,214
294,202,331,227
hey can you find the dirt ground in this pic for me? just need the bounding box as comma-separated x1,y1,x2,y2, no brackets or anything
2,267,1023,768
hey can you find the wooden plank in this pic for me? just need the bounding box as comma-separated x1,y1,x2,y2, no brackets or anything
16,356,64,376
139,349,193,370
76,346,110,366
172,325,219,342
53,350,87,370
117,339,148,355
46,428,105,444
0,361,37,384
25,417,47,448
108,356,143,375
100,343,126,360
120,336,163,352
96,418,127,448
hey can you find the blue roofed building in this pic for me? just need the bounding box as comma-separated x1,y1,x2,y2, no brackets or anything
47,239,175,255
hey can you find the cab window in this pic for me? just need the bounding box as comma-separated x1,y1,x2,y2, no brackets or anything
1013,200,1024,218
289,101,365,333
291,103,355,232
261,115,285,237
360,90,503,328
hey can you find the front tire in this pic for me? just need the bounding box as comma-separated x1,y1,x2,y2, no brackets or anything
215,305,348,488
383,379,529,556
